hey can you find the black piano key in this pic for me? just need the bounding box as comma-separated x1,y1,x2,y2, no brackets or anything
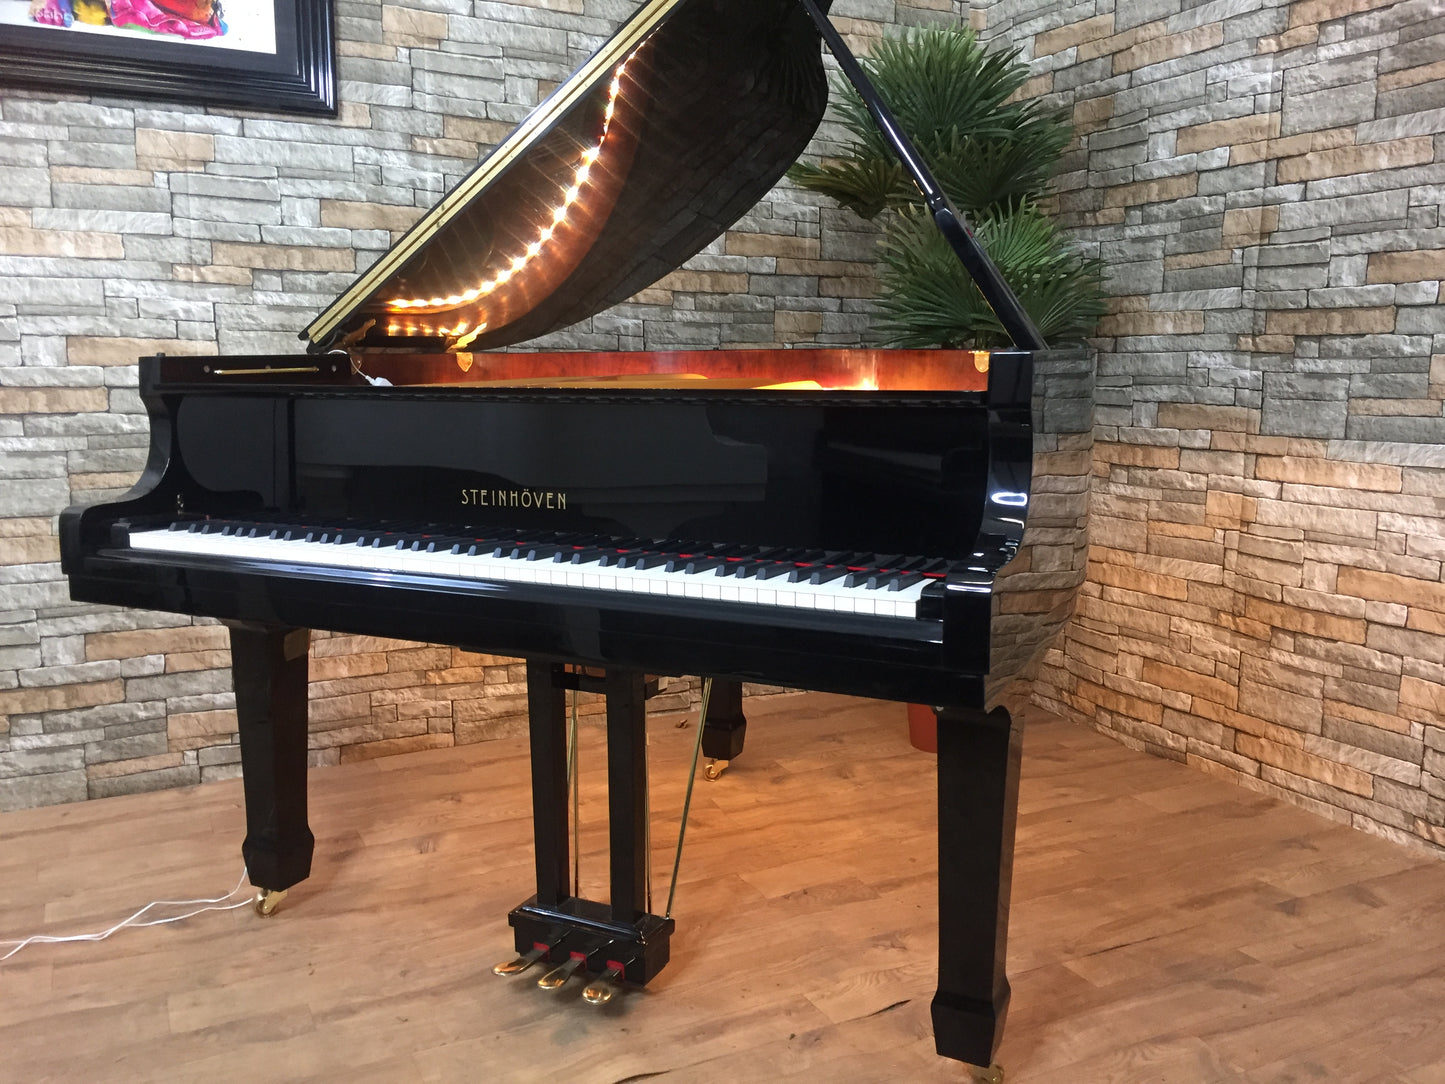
889,572,927,592
567,548,606,565
754,563,793,580
808,565,851,585
716,559,757,578
785,566,813,583
864,571,902,590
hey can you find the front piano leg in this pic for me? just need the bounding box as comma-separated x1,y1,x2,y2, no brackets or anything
932,704,1020,1070
228,623,315,915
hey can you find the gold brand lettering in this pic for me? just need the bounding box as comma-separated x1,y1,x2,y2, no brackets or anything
460,487,569,511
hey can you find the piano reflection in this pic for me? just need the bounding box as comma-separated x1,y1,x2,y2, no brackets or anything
60,0,1093,1070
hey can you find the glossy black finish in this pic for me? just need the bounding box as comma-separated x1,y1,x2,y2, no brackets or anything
527,661,571,909
700,679,747,762
508,898,675,987
512,663,674,984
60,349,1033,1062
932,705,1020,1065
308,0,829,351
61,353,1032,705
229,623,315,892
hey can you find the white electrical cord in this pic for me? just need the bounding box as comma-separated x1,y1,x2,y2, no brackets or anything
0,866,253,962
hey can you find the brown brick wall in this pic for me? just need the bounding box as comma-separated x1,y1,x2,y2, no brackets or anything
987,0,1445,854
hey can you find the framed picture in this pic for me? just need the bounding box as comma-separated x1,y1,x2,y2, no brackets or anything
0,0,335,115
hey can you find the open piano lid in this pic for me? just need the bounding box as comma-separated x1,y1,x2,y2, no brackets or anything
303,0,832,354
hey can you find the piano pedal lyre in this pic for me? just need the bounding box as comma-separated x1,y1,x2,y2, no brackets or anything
582,962,625,1006
253,887,288,917
703,757,728,781
537,951,588,990
493,942,550,977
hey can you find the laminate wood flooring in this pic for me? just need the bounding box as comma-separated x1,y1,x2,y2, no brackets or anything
3,692,1443,1083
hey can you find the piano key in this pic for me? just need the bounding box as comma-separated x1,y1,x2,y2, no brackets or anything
127,522,939,619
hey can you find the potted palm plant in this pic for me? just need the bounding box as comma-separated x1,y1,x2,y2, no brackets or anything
789,24,1104,348
790,25,1104,750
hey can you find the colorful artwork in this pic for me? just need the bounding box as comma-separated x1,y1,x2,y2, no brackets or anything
28,0,225,39
0,0,332,116
0,0,274,53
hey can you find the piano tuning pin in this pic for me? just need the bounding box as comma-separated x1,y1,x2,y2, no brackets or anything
493,943,549,977
582,964,624,1006
703,758,729,781
537,953,587,990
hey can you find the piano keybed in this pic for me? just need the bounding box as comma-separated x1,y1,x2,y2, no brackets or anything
127,519,949,620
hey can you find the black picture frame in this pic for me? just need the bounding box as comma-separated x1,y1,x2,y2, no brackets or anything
0,0,335,116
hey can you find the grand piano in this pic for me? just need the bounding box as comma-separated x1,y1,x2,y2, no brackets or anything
59,0,1093,1070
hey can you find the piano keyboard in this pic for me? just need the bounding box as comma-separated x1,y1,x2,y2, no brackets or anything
127,521,946,620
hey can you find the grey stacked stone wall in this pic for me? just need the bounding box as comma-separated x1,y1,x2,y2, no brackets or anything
984,0,1445,853
0,0,968,811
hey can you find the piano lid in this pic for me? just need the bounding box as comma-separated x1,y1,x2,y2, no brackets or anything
303,0,831,354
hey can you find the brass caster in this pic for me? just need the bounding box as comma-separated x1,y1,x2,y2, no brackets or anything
253,887,288,917
703,758,728,781
967,1063,1003,1084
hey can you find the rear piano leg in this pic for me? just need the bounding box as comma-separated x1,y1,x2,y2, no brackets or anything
228,623,315,916
700,677,746,780
931,703,1020,1076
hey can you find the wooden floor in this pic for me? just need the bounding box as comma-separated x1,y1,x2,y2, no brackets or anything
3,692,1445,1084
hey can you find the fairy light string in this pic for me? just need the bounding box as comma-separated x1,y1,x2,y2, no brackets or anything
386,51,639,341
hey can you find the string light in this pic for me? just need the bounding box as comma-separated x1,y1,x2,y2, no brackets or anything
388,48,640,338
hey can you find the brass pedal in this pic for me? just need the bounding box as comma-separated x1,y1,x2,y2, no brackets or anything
537,953,587,990
703,757,728,781
582,964,624,1005
493,943,549,977
253,888,288,917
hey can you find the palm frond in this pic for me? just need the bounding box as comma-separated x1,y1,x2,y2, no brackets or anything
874,206,1106,348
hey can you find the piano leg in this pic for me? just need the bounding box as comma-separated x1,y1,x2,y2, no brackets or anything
931,704,1020,1069
228,623,315,913
700,678,746,780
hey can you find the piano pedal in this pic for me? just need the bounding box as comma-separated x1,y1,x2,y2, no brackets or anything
253,887,288,917
493,942,550,977
703,757,728,781
581,963,625,1006
967,1064,1004,1084
537,952,587,990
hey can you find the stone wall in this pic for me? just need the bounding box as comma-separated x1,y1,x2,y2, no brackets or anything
984,0,1445,853
0,0,968,811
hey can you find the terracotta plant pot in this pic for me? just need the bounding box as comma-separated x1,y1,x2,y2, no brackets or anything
906,702,937,753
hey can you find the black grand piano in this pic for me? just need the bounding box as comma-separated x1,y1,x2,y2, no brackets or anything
60,0,1092,1070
